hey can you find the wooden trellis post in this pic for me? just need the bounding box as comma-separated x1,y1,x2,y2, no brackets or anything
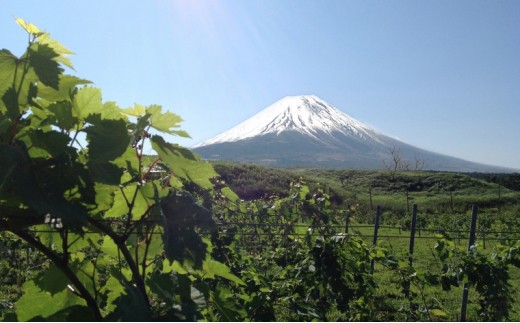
370,206,381,273
460,205,478,322
408,204,418,265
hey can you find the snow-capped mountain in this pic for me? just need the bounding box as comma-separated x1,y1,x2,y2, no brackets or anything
193,95,512,172
193,95,380,147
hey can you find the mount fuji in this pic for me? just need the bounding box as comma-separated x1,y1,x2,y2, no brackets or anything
193,95,510,172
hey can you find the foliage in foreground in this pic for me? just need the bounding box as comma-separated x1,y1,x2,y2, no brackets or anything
0,19,242,321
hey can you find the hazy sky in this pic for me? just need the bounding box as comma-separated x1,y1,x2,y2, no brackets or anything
2,0,519,169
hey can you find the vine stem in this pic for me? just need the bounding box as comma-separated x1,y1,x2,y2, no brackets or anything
141,224,156,278
411,276,432,321
88,218,151,309
11,228,103,321
142,157,161,181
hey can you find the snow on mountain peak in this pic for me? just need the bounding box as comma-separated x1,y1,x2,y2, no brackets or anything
194,95,379,147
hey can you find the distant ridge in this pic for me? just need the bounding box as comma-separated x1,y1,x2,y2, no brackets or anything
194,95,515,172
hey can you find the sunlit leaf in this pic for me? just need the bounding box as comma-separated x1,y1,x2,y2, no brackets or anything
104,182,153,220
112,146,140,175
147,104,189,136
72,87,103,120
15,280,85,321
38,74,91,102
151,135,217,189
430,308,448,318
99,236,119,260
0,49,39,112
221,187,239,202
15,18,43,35
162,259,188,275
101,101,127,120
38,33,75,69
104,188,130,218
202,259,245,286
122,103,146,117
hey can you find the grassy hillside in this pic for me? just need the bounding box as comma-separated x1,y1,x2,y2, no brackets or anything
213,162,520,224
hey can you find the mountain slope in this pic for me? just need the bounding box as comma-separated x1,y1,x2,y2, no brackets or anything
193,95,513,172
193,95,379,147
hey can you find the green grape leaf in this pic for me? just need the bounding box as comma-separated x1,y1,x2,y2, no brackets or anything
150,135,217,189
84,116,130,162
72,87,103,120
27,129,72,157
101,235,120,259
122,103,146,117
162,259,188,275
175,276,206,321
2,86,19,120
15,18,43,36
0,142,88,229
46,101,77,130
105,277,152,321
104,276,125,314
38,74,91,102
161,191,215,268
92,182,115,213
299,184,310,200
0,50,39,112
67,233,96,253
146,271,174,301
38,33,74,55
104,183,153,220
29,43,63,90
15,280,85,321
147,104,190,136
101,101,127,120
72,259,97,295
34,224,62,251
430,309,448,318
0,49,18,105
211,287,246,321
34,264,68,295
112,146,140,175
38,33,75,69
104,188,129,218
88,161,123,185
221,187,239,202
202,259,245,286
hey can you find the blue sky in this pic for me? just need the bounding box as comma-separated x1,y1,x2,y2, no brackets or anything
2,0,519,169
